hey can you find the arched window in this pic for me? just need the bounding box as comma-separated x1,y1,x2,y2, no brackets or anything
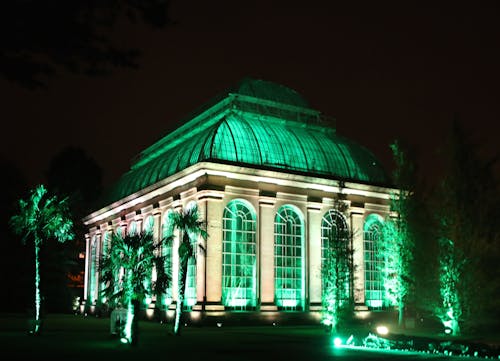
321,209,350,305
321,209,349,259
274,205,304,310
364,214,384,309
101,231,111,258
143,215,154,234
222,199,257,310
128,221,137,236
115,226,124,237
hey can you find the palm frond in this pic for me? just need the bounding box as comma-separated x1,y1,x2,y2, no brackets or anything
98,230,171,308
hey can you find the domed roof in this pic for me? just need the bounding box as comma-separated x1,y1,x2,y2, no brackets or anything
100,79,389,206
233,77,310,108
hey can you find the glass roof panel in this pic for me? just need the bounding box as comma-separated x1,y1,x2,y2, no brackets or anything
225,115,261,164
211,120,237,162
309,130,351,178
95,80,389,208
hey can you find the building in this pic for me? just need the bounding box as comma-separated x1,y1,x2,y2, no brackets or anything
82,78,395,324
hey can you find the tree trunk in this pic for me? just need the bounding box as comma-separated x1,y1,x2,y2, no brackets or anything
123,270,135,344
131,300,140,346
398,300,404,328
122,299,134,343
451,318,460,336
174,260,188,335
32,240,42,335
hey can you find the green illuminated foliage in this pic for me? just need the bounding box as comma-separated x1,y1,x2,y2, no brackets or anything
321,188,354,332
432,118,500,335
437,236,463,335
378,141,416,326
9,184,74,335
158,210,175,308
99,231,169,345
167,203,207,335
379,219,413,320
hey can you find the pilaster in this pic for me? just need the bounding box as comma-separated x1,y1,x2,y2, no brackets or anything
259,198,276,310
351,211,365,305
307,205,322,308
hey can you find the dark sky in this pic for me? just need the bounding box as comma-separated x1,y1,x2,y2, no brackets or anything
1,1,499,190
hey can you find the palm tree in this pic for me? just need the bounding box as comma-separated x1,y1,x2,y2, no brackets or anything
9,184,74,335
168,203,207,335
99,230,169,345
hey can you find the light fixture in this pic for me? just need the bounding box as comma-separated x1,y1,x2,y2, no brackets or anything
333,337,343,347
375,325,389,335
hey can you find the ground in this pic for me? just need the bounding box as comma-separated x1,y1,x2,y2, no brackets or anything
0,313,498,360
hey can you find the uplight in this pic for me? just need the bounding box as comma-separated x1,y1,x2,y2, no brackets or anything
376,325,389,335
333,337,343,347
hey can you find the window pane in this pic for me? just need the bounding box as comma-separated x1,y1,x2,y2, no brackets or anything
222,200,257,310
274,205,304,310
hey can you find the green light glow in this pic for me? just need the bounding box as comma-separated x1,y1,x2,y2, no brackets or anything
167,202,207,335
101,79,388,206
380,211,413,326
99,230,169,344
222,199,257,310
333,337,343,347
336,332,500,358
437,237,462,336
100,232,110,301
9,184,74,335
184,256,197,307
161,210,174,308
128,221,137,235
281,299,299,307
89,236,97,303
274,205,304,310
363,214,386,309
381,140,415,326
144,216,154,233
321,207,352,332
123,270,134,343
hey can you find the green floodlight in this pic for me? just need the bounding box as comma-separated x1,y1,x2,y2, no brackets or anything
333,337,343,347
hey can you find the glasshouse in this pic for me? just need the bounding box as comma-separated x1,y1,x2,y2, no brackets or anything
82,78,396,323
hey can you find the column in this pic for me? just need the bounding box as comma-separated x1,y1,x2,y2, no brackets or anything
203,196,224,310
307,206,322,310
171,205,181,304
259,200,276,310
83,233,90,310
351,212,365,305
93,231,102,306
195,199,207,309
151,210,162,305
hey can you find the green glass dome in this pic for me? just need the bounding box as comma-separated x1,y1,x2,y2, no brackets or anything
101,79,389,206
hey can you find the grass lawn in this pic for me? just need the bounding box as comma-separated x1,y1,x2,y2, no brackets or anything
0,313,333,361
1,313,498,360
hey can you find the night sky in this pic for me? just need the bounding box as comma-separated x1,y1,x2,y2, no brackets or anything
1,1,499,190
